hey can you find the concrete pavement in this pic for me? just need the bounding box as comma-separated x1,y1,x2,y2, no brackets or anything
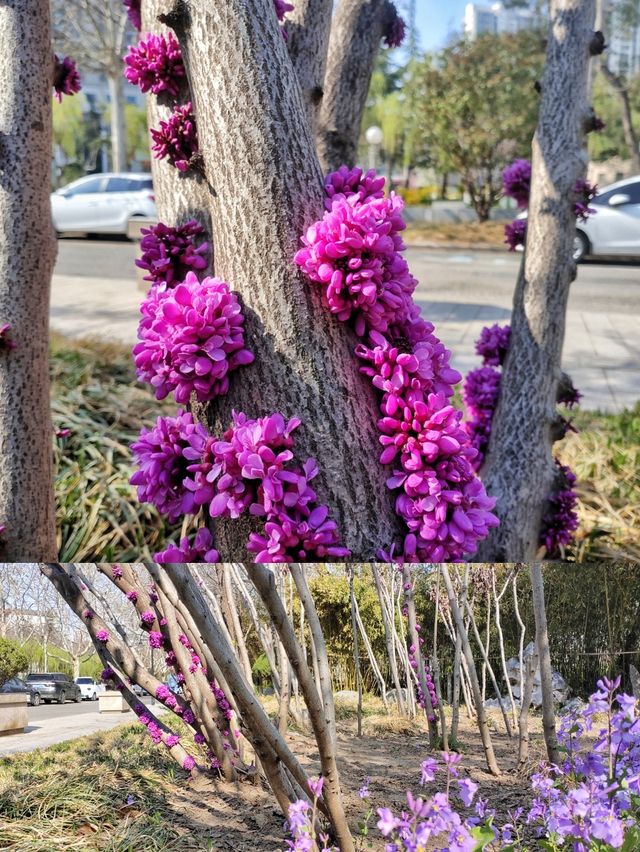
0,698,164,756
51,240,640,412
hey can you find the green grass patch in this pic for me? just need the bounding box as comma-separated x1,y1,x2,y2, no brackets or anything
0,725,186,850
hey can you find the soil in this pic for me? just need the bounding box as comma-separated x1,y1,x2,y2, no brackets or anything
164,709,548,851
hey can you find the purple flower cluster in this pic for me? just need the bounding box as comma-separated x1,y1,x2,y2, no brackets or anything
124,32,185,98
123,0,141,30
132,409,349,563
540,460,579,556
155,527,220,563
130,410,207,521
273,0,294,21
136,220,209,288
574,179,598,221
150,102,198,172
53,55,82,102
474,323,511,367
384,9,407,48
504,218,527,251
462,366,501,468
295,167,499,561
134,272,254,404
0,324,16,350
502,158,531,208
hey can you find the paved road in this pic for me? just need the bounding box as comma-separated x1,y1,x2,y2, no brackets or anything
52,238,640,411
0,697,159,756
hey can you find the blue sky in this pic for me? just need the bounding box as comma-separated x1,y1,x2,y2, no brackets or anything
415,0,466,51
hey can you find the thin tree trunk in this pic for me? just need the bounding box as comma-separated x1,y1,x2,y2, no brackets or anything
440,566,500,776
107,73,127,172
353,590,387,707
492,571,518,729
348,568,363,736
530,563,559,764
286,0,333,130
168,0,400,561
451,625,462,741
482,589,491,702
518,648,538,768
599,63,640,172
0,1,57,560
432,572,448,751
222,569,254,687
478,0,597,560
512,569,527,711
402,566,438,747
317,0,393,171
371,565,404,712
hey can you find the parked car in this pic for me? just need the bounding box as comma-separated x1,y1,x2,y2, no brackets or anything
0,676,42,706
24,672,82,704
75,677,105,701
131,683,149,698
517,175,640,261
51,172,156,236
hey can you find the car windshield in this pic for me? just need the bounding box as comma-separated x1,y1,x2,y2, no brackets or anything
26,673,51,680
76,678,93,683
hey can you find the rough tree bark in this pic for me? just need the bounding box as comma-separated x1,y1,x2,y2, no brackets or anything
317,0,395,171
165,0,402,560
402,565,438,747
477,0,597,560
0,0,57,560
530,563,560,764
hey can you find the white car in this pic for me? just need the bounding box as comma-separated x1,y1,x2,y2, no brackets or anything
574,175,640,261
51,172,156,236
75,677,105,701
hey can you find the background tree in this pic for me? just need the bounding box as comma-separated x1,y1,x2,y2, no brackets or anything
0,638,29,683
0,0,57,561
415,31,544,221
51,0,132,172
477,0,599,560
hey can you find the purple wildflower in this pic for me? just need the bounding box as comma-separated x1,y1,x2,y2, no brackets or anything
475,323,511,367
140,610,155,626
155,527,220,564
95,629,110,642
504,218,527,251
136,220,209,288
502,158,531,208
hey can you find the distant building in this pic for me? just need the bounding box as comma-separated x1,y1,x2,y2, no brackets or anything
605,0,640,76
463,2,536,39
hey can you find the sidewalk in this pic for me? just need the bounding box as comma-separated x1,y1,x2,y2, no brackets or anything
0,705,166,756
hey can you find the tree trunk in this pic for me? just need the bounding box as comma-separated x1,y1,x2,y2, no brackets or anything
530,563,559,764
286,0,333,130
371,565,405,713
599,63,640,172
518,647,538,768
0,1,57,560
477,0,597,560
348,568,363,736
107,73,127,172
440,566,500,776
317,0,391,171
402,566,438,747
143,1,213,247
169,0,400,561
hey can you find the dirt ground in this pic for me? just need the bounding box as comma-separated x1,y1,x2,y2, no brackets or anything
164,709,547,851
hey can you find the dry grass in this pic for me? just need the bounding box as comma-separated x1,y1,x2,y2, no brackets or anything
404,220,508,247
50,333,639,564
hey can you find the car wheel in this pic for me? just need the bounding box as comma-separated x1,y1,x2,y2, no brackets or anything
32,693,41,706
573,230,589,262
75,692,82,703
58,691,66,705
92,692,98,701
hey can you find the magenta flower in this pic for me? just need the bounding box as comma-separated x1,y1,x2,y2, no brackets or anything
574,179,598,221
307,776,324,798
182,755,197,771
53,55,81,102
463,366,501,414
273,0,294,21
124,32,185,97
111,566,123,579
126,590,139,603
148,631,165,649
123,0,141,30
136,220,209,288
95,629,110,642
164,733,181,748
155,527,220,563
504,219,527,251
140,610,155,626
130,410,209,521
475,323,511,367
324,165,386,210
0,324,17,350
100,667,115,682
150,102,198,172
540,460,579,555
295,193,416,337
133,272,254,404
384,8,407,48
502,158,531,208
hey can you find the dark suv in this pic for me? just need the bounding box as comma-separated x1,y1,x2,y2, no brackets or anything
25,673,82,705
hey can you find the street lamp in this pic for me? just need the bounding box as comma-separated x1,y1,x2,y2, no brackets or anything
365,125,384,173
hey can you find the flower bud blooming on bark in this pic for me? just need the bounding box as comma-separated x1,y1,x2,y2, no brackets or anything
124,32,185,98
136,221,209,288
53,55,81,102
123,0,141,30
150,102,199,172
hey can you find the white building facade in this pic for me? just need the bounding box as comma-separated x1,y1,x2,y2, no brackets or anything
463,2,536,39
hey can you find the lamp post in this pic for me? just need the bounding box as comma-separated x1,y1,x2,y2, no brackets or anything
365,125,384,173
